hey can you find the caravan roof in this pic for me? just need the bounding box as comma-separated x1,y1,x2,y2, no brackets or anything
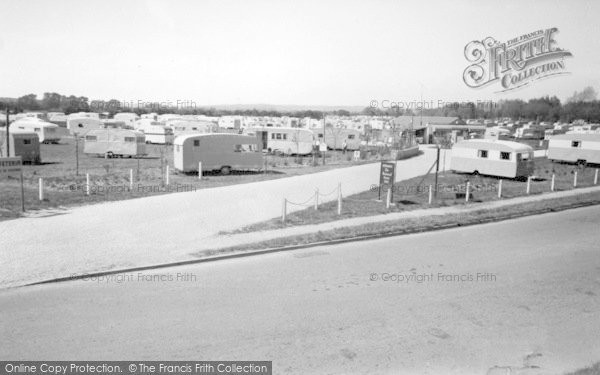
454,139,533,153
550,133,600,142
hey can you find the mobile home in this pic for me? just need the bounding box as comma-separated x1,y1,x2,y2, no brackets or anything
136,121,174,144
311,128,361,150
170,120,216,137
83,128,146,158
0,130,41,164
174,133,264,174
114,112,140,127
12,118,61,143
547,133,600,165
247,127,314,155
450,139,534,178
67,117,104,136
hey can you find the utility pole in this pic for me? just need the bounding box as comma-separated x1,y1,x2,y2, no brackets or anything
75,133,79,176
434,146,440,198
322,112,326,165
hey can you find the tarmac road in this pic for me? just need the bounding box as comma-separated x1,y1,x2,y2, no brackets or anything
1,205,599,374
0,146,450,288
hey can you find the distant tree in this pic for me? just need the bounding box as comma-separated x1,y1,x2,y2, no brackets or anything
567,86,598,103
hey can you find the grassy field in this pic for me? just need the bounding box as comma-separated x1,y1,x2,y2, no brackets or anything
229,157,600,233
0,136,383,220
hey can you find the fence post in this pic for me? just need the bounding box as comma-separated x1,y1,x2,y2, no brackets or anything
198,162,202,180
386,188,391,209
129,169,133,191
595,169,598,185
497,179,502,198
526,176,531,194
428,184,433,205
337,183,342,215
166,165,170,186
314,188,319,210
38,178,44,201
282,198,287,222
465,181,470,202
86,173,90,196
551,173,555,191
573,170,578,188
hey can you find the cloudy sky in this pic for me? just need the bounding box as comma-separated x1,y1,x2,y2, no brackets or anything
1,0,598,107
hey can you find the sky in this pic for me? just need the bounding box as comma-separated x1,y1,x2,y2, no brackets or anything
1,0,599,108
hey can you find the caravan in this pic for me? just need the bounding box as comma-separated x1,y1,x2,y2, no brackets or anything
170,120,217,137
548,133,600,165
67,117,104,136
174,133,263,174
83,128,146,158
450,139,534,178
311,128,361,150
12,118,61,143
136,121,174,144
247,127,314,155
114,112,140,128
0,129,41,163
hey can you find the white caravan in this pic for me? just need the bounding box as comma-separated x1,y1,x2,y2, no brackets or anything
83,128,146,158
67,117,104,136
450,139,534,178
12,118,61,143
247,127,314,155
311,128,361,150
547,133,600,165
136,121,174,144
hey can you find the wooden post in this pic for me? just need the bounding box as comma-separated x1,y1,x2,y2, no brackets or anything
129,169,133,190
281,198,287,222
497,179,502,198
551,174,555,191
166,165,170,186
75,133,79,176
526,176,531,194
337,183,342,215
573,170,578,188
198,162,202,180
386,188,391,208
314,188,319,210
86,173,90,196
465,181,470,202
38,177,44,201
20,169,25,212
428,184,433,204
595,169,598,185
6,108,10,157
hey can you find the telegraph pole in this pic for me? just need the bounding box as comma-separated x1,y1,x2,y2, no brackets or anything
434,146,440,198
322,112,326,165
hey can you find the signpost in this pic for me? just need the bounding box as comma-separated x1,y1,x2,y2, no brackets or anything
0,156,25,211
378,161,396,201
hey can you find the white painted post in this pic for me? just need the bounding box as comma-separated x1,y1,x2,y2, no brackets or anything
526,176,531,194
38,178,44,201
337,183,342,215
465,181,470,202
595,169,598,185
129,169,133,190
386,188,391,209
85,173,90,196
166,165,170,186
281,198,287,222
497,179,502,198
198,162,202,180
573,170,578,188
314,188,319,210
551,174,555,191
428,184,433,205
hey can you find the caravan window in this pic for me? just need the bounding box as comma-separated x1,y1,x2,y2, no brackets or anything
276,133,282,140
124,137,135,142
23,139,32,145
271,133,275,139
518,152,530,160
282,134,287,140
34,128,41,132
500,152,511,160
571,141,581,148
477,150,488,158
193,140,200,147
85,135,97,141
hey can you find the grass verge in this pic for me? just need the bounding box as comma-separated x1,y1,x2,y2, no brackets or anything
196,190,600,258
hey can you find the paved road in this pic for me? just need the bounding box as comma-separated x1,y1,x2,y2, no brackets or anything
0,146,450,288
2,205,598,374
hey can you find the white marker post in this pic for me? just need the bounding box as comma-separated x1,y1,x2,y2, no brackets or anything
86,173,90,196
465,181,470,202
38,178,44,201
129,169,133,191
314,188,319,210
198,162,202,180
595,169,598,185
526,176,531,194
166,165,170,186
337,183,342,215
428,184,433,205
497,179,502,199
551,174,555,191
386,188,391,209
573,171,578,188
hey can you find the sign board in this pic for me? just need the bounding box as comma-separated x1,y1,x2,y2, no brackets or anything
319,143,327,152
0,156,22,178
378,161,396,200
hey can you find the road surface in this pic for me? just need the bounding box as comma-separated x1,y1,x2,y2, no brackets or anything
0,146,450,288
1,205,599,374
